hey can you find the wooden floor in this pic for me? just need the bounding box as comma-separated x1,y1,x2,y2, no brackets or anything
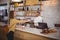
0,27,19,40
0,30,7,40
0,31,22,40
0,33,20,40
0,33,22,40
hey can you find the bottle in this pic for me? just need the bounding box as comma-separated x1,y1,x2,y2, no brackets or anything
27,7,29,11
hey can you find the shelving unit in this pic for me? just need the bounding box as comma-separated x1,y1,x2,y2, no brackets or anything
11,0,42,19
0,0,43,19
7,0,43,20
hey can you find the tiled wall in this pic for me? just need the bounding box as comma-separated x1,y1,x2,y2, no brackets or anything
41,0,60,28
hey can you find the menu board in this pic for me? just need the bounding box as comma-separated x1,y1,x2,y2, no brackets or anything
26,0,38,5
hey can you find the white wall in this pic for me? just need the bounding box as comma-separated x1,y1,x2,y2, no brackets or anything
41,0,60,28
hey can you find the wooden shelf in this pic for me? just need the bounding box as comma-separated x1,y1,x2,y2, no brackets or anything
0,1,23,6
25,4,43,6
9,0,42,18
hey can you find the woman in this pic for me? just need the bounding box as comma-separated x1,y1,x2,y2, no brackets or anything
7,11,20,40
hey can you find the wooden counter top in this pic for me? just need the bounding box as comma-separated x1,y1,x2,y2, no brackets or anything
15,27,60,40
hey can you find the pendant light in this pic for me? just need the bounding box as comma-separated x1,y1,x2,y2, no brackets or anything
12,0,22,7
12,0,22,2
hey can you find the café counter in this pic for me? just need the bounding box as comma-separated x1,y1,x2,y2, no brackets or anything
14,27,60,40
